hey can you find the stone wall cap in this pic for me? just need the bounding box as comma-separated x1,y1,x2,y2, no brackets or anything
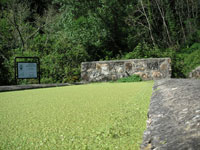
81,58,171,64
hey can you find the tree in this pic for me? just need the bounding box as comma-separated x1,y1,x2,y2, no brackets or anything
0,6,13,85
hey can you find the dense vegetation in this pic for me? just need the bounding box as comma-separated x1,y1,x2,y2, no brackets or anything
0,82,153,149
1,0,200,85
116,75,142,82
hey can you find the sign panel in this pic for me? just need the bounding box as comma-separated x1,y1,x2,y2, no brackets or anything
17,63,37,78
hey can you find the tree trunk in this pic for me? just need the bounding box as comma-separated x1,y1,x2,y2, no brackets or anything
140,0,156,46
155,0,172,46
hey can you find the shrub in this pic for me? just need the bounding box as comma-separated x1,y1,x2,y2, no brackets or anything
116,75,142,82
123,42,162,59
182,46,200,77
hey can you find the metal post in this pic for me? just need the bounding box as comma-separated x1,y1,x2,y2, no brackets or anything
14,57,17,85
38,58,40,84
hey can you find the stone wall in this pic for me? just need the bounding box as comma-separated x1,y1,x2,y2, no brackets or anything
81,58,171,82
189,66,200,79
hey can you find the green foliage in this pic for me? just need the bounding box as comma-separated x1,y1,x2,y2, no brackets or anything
0,82,153,150
181,43,200,77
0,16,13,85
15,35,88,84
123,43,186,78
116,75,142,82
166,43,200,78
54,0,132,60
124,42,162,59
184,50,200,75
1,0,200,84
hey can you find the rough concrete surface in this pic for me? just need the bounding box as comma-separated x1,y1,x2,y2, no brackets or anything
141,79,200,150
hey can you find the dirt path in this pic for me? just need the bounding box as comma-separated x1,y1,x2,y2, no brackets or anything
141,79,200,150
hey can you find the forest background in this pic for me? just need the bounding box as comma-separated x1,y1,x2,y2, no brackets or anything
0,0,200,85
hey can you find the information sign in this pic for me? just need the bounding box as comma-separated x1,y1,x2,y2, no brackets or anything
17,62,37,79
15,57,40,84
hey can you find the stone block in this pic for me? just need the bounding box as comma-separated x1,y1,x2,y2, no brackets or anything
152,71,162,78
147,61,159,70
111,75,117,80
160,63,167,71
134,72,148,80
189,66,200,79
125,62,132,71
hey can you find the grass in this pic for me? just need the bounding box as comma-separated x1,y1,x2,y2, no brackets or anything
0,81,153,150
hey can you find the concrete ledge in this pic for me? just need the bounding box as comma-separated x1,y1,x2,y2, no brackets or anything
141,79,200,150
0,83,84,92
